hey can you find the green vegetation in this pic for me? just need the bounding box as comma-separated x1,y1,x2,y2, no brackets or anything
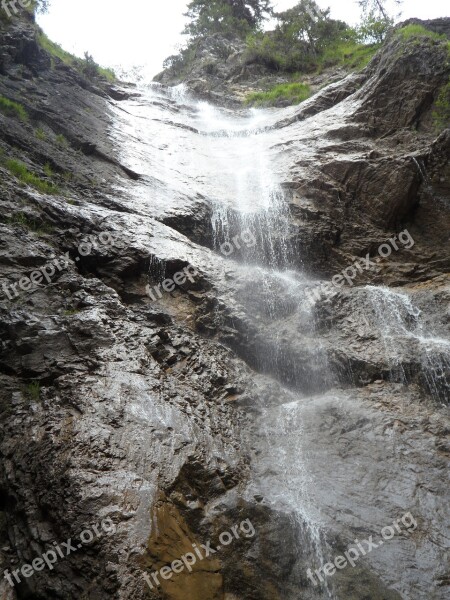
35,128,47,140
246,29,379,75
245,1,386,75
169,0,386,87
5,159,59,194
396,23,446,43
433,81,450,131
37,30,116,82
184,0,272,38
0,96,28,121
37,30,75,65
246,81,311,106
6,211,53,234
97,67,116,82
56,133,68,146
24,381,41,401
319,39,380,71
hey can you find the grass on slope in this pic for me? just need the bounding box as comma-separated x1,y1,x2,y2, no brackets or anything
5,159,59,194
246,82,311,107
37,30,116,82
0,96,28,121
396,24,447,43
318,41,380,71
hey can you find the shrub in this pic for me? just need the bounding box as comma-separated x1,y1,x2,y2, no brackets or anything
0,96,28,121
245,33,289,71
357,14,392,43
96,66,116,82
246,29,379,74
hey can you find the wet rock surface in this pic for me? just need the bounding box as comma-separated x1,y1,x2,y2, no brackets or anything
0,12,449,600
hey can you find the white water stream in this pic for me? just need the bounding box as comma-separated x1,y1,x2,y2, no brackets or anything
109,82,449,599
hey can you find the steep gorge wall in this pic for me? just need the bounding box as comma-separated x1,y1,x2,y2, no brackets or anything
0,11,449,600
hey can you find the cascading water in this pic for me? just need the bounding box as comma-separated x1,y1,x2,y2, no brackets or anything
364,285,450,402
110,81,336,597
109,80,449,599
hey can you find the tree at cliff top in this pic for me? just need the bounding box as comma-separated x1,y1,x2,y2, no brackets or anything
275,0,347,56
183,0,273,38
357,0,403,41
246,0,349,72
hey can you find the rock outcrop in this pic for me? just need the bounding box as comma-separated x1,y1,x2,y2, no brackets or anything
153,31,355,107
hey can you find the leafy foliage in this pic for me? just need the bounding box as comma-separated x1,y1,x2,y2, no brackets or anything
166,0,392,90
318,39,379,71
357,12,392,43
35,127,46,140
184,0,272,38
274,0,347,56
356,0,403,42
245,1,358,73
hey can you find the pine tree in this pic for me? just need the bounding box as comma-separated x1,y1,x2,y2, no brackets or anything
184,0,273,38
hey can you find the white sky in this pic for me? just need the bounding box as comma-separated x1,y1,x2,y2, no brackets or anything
37,0,448,77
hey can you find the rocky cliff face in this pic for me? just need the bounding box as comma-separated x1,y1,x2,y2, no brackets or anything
153,31,353,106
0,11,449,600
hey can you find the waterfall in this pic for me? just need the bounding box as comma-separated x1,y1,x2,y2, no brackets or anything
109,81,449,600
364,285,450,403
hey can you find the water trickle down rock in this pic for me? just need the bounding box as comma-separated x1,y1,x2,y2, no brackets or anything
0,12,449,600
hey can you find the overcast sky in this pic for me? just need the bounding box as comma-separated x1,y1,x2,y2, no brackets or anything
37,0,447,77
